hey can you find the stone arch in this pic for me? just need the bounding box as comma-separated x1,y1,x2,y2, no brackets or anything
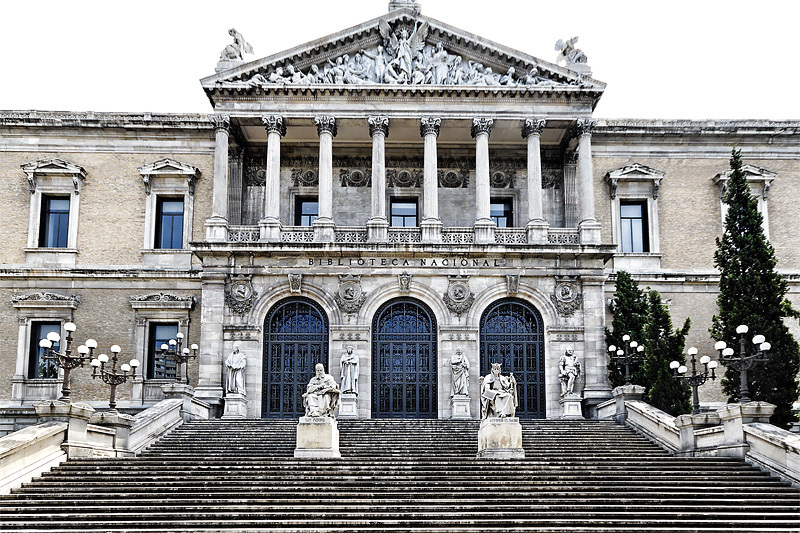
251,280,341,329
467,280,558,330
358,280,451,329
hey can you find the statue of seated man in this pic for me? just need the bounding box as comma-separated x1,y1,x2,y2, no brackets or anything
302,363,341,418
480,363,518,419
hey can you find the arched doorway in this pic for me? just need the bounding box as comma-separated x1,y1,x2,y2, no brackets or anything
372,298,437,418
262,297,329,418
479,298,546,418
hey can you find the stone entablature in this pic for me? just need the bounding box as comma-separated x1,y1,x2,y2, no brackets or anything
0,112,213,130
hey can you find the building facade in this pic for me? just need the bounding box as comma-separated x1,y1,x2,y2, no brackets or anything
1,2,798,424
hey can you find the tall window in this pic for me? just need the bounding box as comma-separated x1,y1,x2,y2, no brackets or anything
390,198,418,227
490,198,513,227
148,323,178,379
39,195,70,248
29,322,60,379
620,201,649,253
155,198,184,249
295,197,318,226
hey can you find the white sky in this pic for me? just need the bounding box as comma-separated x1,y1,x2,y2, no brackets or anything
2,0,798,119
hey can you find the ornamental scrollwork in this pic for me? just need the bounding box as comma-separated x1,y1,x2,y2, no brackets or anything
130,292,194,303
443,276,474,317
340,168,372,187
225,276,258,316
550,277,583,318
334,274,368,315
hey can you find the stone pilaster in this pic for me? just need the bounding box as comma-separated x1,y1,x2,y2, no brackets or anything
471,117,495,244
313,116,337,242
523,118,548,243
260,115,285,242
420,116,442,243
367,116,390,242
206,114,230,242
577,118,601,244
194,271,226,412
581,275,611,408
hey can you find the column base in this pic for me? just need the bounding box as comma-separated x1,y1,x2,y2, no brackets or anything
259,218,282,243
367,218,388,242
421,219,443,243
295,416,341,459
450,395,471,420
338,393,358,419
204,216,229,242
473,218,497,245
526,219,550,244
313,218,336,243
477,417,524,459
222,393,248,419
559,394,584,419
578,219,602,245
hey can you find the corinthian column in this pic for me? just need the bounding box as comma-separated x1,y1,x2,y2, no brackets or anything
313,116,337,242
576,118,601,244
523,118,549,243
259,115,285,242
471,117,495,244
206,114,230,242
420,116,442,243
367,116,389,242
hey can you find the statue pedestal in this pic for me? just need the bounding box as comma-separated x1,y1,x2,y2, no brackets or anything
559,394,584,419
222,393,247,419
294,416,341,459
477,417,524,459
450,395,471,420
338,393,358,419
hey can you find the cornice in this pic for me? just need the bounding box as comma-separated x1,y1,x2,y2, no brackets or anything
0,111,214,130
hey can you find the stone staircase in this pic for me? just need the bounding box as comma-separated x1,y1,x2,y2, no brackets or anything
1,418,798,532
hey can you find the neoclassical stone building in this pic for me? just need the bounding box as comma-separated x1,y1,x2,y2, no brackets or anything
1,1,798,425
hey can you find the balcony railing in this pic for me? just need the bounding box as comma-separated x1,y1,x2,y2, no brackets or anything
494,228,528,244
334,227,368,243
280,226,314,243
388,227,422,243
547,228,580,244
441,228,474,244
227,225,260,243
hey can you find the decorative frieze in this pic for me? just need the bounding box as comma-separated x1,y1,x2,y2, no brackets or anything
12,292,81,309
443,276,475,317
438,169,469,188
490,170,516,188
291,168,319,187
334,274,367,315
387,168,422,188
339,168,371,187
129,292,195,310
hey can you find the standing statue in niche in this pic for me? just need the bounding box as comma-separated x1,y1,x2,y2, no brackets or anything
303,363,341,417
225,344,247,395
559,349,581,397
340,346,359,394
449,348,470,397
220,28,254,61
480,363,518,419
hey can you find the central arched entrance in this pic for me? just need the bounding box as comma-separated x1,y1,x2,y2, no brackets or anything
480,298,546,418
262,297,329,418
372,298,437,418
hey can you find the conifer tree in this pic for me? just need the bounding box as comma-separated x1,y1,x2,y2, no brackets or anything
710,149,800,428
641,290,692,416
606,271,648,388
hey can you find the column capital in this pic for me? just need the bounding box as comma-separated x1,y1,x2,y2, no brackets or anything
522,118,546,138
210,114,231,133
368,116,390,138
471,117,493,138
576,118,597,136
261,115,286,137
315,116,338,137
419,116,441,138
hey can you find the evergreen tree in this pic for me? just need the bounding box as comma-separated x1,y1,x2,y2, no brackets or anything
641,290,692,416
710,149,800,428
606,271,648,388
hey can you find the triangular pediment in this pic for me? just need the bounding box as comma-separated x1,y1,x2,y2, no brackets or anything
138,158,199,177
202,9,605,96
21,157,86,177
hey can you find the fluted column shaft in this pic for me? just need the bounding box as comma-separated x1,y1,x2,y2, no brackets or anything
262,116,286,222
368,117,389,222
472,118,493,222
577,119,597,223
211,115,230,219
315,116,337,222
523,118,546,223
420,117,441,222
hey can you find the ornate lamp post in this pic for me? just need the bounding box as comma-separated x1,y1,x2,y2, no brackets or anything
38,322,96,402
714,324,769,403
90,345,140,411
608,334,645,386
156,332,198,384
670,347,718,414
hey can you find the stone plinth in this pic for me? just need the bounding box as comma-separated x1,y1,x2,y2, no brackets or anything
162,383,196,422
477,417,524,459
450,395,471,420
559,395,584,419
295,416,341,459
204,216,228,242
34,400,95,458
718,401,776,459
338,393,358,419
90,410,135,457
222,393,247,419
612,384,645,423
675,412,721,455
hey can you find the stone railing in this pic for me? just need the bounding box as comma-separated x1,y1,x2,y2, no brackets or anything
0,421,67,495
494,228,528,244
334,227,368,243
227,225,260,243
744,423,800,486
624,400,681,452
441,228,474,244
280,226,314,243
547,228,580,244
388,227,422,243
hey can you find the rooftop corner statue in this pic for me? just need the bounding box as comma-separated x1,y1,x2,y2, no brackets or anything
220,28,254,61
480,363,518,419
303,364,341,418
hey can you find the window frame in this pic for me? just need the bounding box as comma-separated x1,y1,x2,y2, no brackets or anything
619,200,649,253
154,197,185,250
490,197,514,228
294,196,319,227
28,321,61,379
39,195,71,248
146,322,180,380
390,197,419,228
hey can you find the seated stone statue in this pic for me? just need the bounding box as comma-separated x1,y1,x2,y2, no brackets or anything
302,363,341,418
480,363,518,419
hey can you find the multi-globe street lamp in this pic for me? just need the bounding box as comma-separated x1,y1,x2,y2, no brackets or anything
156,332,199,385
670,347,718,414
608,334,645,386
90,345,140,411
714,324,770,404
38,322,95,402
